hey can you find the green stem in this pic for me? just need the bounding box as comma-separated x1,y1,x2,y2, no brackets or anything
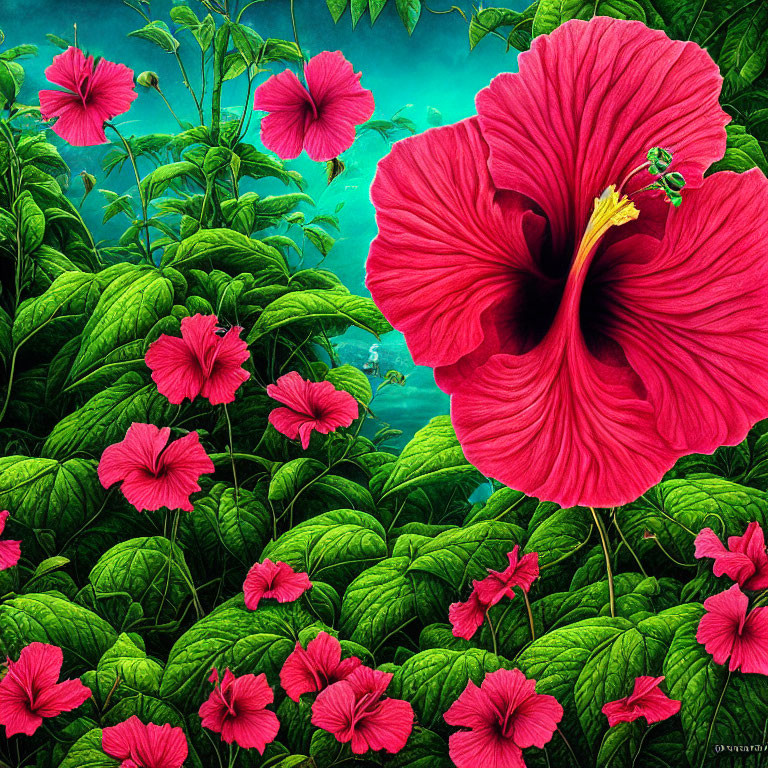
485,609,498,656
590,506,616,618
211,25,230,144
611,509,647,577
107,123,152,262
223,403,239,505
289,0,306,61
227,743,240,768
0,346,19,424
522,590,536,642
154,86,186,129
174,50,204,124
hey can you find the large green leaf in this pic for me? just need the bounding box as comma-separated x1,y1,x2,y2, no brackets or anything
533,0,646,35
0,592,117,671
262,509,387,589
128,20,179,52
59,729,117,768
524,505,593,569
390,648,507,730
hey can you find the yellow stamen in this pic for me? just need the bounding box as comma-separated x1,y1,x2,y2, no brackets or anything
573,185,639,274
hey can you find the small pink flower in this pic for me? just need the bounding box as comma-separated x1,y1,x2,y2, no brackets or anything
474,546,539,607
602,676,680,727
145,314,250,406
449,590,489,641
267,371,358,449
697,584,768,675
102,716,187,768
280,631,362,702
444,668,563,768
0,643,91,737
311,666,413,755
199,668,280,752
98,423,214,512
0,511,21,571
253,50,374,162
38,47,137,146
694,522,768,590
243,558,311,610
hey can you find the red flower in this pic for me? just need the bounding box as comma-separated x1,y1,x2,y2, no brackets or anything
311,666,413,754
280,631,362,702
145,314,250,406
102,716,187,768
267,371,359,449
444,668,563,768
0,643,91,737
243,558,311,610
253,50,374,162
694,522,768,590
199,668,280,752
0,511,21,571
602,676,680,727
474,546,539,607
366,17,768,508
697,584,768,675
449,589,489,641
98,423,214,512
38,47,137,146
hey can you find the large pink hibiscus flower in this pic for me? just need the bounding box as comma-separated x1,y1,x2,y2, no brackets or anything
366,17,768,508
39,47,137,146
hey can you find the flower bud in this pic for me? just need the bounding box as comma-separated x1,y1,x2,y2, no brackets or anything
137,71,160,89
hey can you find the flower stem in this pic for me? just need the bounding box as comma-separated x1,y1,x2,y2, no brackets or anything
612,509,647,577
289,0,305,62
107,123,152,263
485,608,498,656
154,85,186,129
522,590,536,642
227,743,240,768
223,403,239,505
590,506,616,618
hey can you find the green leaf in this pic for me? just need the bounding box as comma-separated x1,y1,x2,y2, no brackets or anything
709,124,768,174
0,593,117,671
140,161,202,199
381,416,482,500
42,372,177,459
160,597,315,707
59,729,117,768
395,0,421,34
247,289,392,342
303,223,336,256
524,505,593,569
262,509,387,590
327,0,349,22
469,8,523,49
533,0,646,36
340,556,417,652
390,649,507,730
128,20,179,52
325,364,372,406
268,458,327,502
14,189,45,252
369,0,388,24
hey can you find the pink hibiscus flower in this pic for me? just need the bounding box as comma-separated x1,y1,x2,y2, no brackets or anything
243,558,312,610
694,522,768,590
267,371,359,449
98,423,214,512
366,16,768,509
102,716,187,768
449,589,490,641
280,631,362,702
253,50,374,162
602,676,680,727
444,668,563,768
199,668,280,752
0,643,91,737
0,511,21,571
697,584,768,675
474,546,539,607
145,314,250,406
39,47,137,146
311,666,413,754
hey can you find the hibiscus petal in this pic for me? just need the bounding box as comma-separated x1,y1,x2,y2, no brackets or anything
43,47,90,92
154,431,214,512
697,584,748,666
604,170,768,456
33,678,91,717
444,680,497,730
39,94,109,146
311,679,357,737
267,371,314,413
135,721,188,768
366,118,540,371
356,697,414,754
145,334,205,404
448,591,488,640
87,57,137,120
0,539,21,570
202,326,250,405
254,69,313,160
476,17,728,254
510,690,563,748
102,716,142,760
633,686,681,724
227,707,280,753
98,423,170,490
735,606,768,675
448,726,525,768
280,642,322,701
0,510,7,536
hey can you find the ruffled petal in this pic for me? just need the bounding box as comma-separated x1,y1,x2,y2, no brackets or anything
87,57,137,120
476,17,729,254
0,539,21,570
33,678,91,717
603,170,768,456
367,118,541,371
254,69,313,160
697,584,747,666
154,431,214,512
735,606,768,675
145,334,205,404
356,697,413,754
202,326,250,405
43,47,91,92
40,94,109,146
444,680,497,730
448,727,525,768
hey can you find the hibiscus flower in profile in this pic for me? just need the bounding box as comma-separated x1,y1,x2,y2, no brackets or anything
449,589,489,641
253,50,374,162
243,558,311,610
0,643,91,737
311,666,413,754
366,16,768,508
145,314,250,406
98,423,214,512
281,631,362,702
267,371,358,449
602,676,680,727
444,668,562,768
102,716,187,768
0,510,21,571
694,522,768,590
199,668,280,752
38,47,137,146
697,584,768,675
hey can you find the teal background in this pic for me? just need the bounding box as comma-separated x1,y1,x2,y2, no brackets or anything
0,0,523,444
